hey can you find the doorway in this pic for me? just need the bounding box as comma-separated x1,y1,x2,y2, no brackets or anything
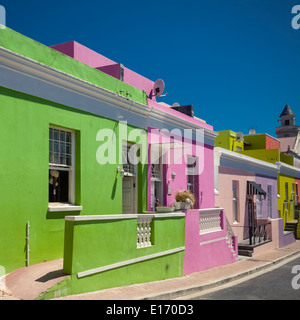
122,176,137,214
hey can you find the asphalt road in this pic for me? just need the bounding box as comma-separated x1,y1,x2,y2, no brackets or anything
195,256,300,300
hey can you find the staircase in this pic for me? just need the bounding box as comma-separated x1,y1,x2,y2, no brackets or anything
238,244,254,257
284,220,298,238
238,238,272,257
226,218,238,261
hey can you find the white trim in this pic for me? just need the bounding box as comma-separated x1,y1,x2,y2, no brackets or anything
199,207,224,213
215,147,279,177
77,247,185,278
48,205,82,212
0,46,217,146
276,161,300,179
65,212,185,221
200,236,227,246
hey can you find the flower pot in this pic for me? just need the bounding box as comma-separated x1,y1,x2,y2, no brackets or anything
174,202,181,210
174,202,191,210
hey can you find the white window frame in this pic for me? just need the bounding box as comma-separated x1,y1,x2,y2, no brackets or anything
48,126,76,208
122,141,137,176
187,155,197,194
232,180,239,222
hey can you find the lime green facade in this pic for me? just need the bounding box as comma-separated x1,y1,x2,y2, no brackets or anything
237,149,280,164
0,85,147,273
37,215,185,299
277,174,296,228
215,130,244,151
0,27,152,274
0,27,147,105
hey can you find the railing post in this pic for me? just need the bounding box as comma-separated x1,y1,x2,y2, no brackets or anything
137,215,153,248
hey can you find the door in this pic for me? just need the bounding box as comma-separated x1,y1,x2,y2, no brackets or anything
122,176,137,214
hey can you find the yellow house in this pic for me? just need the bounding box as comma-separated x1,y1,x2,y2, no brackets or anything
277,173,295,228
215,130,244,152
277,162,300,238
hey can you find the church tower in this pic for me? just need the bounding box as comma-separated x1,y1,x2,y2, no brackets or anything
275,104,300,138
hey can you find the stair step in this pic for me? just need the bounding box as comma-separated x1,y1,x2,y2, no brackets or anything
238,249,253,257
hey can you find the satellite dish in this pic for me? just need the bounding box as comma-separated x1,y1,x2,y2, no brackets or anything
249,129,256,135
153,79,165,97
236,132,244,142
172,102,180,107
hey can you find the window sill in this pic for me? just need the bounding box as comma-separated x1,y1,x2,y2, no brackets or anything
48,203,83,212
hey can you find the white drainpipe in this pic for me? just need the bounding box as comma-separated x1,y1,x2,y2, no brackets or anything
25,221,30,266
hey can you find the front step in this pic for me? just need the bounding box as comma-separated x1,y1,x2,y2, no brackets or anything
238,244,254,257
238,239,272,257
285,220,298,238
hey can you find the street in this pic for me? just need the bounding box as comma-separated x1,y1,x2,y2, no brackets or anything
192,256,300,300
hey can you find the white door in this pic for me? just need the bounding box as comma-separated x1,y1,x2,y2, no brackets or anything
122,176,137,214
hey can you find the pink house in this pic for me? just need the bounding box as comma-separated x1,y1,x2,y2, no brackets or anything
215,146,295,256
52,41,238,274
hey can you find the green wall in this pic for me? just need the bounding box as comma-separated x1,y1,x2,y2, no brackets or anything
215,130,244,151
0,86,147,273
37,215,185,299
244,134,266,150
237,149,280,164
0,27,147,105
280,152,294,166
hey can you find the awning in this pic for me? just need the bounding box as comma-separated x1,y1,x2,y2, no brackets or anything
247,181,266,196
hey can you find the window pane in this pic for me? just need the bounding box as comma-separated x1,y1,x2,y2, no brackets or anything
53,152,59,164
54,129,59,141
49,140,53,152
60,131,65,142
60,142,66,154
49,128,53,140
66,132,71,143
66,143,71,155
60,154,66,165
54,141,59,153
66,155,71,166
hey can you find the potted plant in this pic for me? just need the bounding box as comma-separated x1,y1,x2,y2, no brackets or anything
174,190,195,210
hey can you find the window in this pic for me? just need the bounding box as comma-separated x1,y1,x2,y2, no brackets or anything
49,127,74,204
232,180,239,222
187,155,198,195
285,182,289,202
267,185,273,218
285,120,290,126
256,195,262,218
122,142,136,175
150,145,163,210
255,184,263,218
296,183,299,203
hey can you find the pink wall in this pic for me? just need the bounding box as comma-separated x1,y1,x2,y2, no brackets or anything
51,41,116,67
215,166,255,241
51,41,155,99
147,99,213,131
147,127,215,211
183,209,237,275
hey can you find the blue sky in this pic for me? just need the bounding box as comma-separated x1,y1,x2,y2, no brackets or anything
2,0,300,136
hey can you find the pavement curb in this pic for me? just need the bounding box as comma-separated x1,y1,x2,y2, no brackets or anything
139,249,300,300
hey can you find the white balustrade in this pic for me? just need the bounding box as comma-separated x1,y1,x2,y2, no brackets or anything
199,208,222,234
137,215,153,248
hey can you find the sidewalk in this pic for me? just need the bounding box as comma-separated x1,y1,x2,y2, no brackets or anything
2,240,300,300
55,240,300,300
